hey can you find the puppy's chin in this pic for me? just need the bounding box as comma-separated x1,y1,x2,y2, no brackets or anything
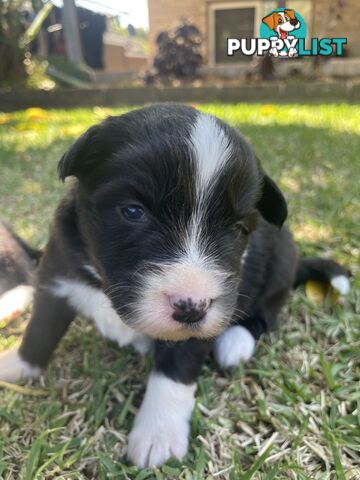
115,306,229,341
136,319,228,342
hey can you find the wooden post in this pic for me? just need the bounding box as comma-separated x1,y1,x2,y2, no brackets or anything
62,0,83,65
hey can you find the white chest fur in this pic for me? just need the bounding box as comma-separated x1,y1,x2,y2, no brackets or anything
51,278,149,353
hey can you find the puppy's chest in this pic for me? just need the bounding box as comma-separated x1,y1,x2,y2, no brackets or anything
51,277,148,351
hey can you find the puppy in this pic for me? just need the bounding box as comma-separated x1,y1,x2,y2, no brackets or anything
262,9,300,40
262,9,300,57
0,104,349,468
0,220,41,322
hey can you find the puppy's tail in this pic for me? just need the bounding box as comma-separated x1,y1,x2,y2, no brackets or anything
294,258,350,295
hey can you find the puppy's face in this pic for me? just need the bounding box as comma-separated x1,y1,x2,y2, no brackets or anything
262,10,300,39
59,104,286,341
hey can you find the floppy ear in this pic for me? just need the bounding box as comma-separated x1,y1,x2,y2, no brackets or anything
262,13,276,31
284,9,296,20
58,125,99,181
256,173,287,227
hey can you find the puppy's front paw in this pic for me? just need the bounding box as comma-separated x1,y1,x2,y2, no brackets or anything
214,325,255,368
128,415,189,468
127,373,196,468
0,348,41,382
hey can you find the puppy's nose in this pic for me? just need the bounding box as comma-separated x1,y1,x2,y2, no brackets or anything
168,295,212,324
290,18,298,26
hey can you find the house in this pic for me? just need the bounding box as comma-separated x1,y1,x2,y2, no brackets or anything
103,33,148,74
148,0,360,76
38,2,148,77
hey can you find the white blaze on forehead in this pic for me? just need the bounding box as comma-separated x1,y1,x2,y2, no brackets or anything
185,113,233,261
190,113,232,192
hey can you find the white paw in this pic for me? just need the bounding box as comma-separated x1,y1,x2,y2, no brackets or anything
288,47,297,57
0,285,34,322
0,348,41,383
331,275,350,295
270,48,279,57
214,325,255,368
127,373,195,468
128,416,189,468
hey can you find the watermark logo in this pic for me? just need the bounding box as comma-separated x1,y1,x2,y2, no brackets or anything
260,8,306,57
228,8,347,58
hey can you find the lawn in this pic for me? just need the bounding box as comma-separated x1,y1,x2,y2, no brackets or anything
0,104,359,480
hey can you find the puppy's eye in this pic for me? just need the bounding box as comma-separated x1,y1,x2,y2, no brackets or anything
285,15,290,21
278,17,283,24
120,205,145,222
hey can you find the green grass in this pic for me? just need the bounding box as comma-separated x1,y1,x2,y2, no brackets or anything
0,104,359,479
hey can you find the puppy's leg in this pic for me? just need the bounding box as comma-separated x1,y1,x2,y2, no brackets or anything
215,287,291,369
128,339,212,468
214,324,256,368
0,287,76,382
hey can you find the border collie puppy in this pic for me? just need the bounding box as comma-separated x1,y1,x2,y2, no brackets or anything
0,104,349,468
0,220,41,322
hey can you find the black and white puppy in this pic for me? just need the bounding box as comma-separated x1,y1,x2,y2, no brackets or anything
0,104,349,468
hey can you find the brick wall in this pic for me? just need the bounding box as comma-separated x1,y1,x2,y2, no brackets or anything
104,43,148,73
312,0,360,56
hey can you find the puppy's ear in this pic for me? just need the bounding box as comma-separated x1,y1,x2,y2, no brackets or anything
58,125,98,181
262,12,276,31
284,9,296,19
257,173,287,227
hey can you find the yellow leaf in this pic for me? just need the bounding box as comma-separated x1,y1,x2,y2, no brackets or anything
305,280,340,305
24,107,50,121
260,104,277,115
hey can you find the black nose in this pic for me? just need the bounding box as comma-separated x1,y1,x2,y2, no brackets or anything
170,297,211,324
290,18,298,26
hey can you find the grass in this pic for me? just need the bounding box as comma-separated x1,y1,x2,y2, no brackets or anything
0,104,359,480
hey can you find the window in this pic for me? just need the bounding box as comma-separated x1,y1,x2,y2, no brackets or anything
214,7,255,63
209,1,313,65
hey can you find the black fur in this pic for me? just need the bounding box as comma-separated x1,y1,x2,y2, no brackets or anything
154,339,213,384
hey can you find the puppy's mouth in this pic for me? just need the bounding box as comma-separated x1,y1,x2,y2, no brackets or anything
147,321,209,342
113,296,230,342
133,309,225,342
279,28,288,40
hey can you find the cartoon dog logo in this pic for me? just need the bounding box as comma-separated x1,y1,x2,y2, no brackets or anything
262,9,300,57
